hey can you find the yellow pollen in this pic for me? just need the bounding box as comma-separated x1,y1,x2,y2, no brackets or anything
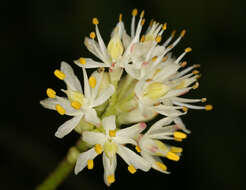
192,82,199,89
201,98,207,102
196,74,202,79
155,162,167,171
152,56,157,62
87,159,94,170
182,106,188,112
90,32,96,39
46,88,56,98
119,13,123,22
92,17,99,25
192,70,199,74
171,30,176,37
205,104,213,111
180,29,186,37
71,101,81,110
162,56,168,62
140,10,145,18
107,175,115,184
181,61,187,67
155,35,162,43
135,145,141,153
170,147,183,153
89,76,96,88
162,22,167,30
194,64,201,68
55,104,66,115
132,8,138,16
128,165,136,174
54,70,65,80
141,19,145,26
140,35,145,42
94,144,103,154
166,151,180,161
109,130,116,137
79,58,86,65
174,131,187,139
149,19,154,26
185,47,192,52
174,137,183,142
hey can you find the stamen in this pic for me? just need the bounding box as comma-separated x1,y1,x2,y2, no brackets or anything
90,32,96,39
135,145,141,153
141,19,145,26
155,161,167,171
201,98,207,102
140,35,145,42
46,88,56,98
182,106,188,112
89,76,96,88
162,22,167,31
180,61,187,67
71,101,81,110
174,137,183,142
205,104,213,111
193,64,200,68
54,70,65,80
166,151,180,161
162,56,168,62
185,47,192,52
132,8,138,16
107,175,115,184
173,131,187,139
192,70,199,74
92,17,99,25
180,29,186,37
152,56,157,62
128,165,136,174
192,82,199,89
171,30,176,37
149,19,154,26
119,13,123,22
87,159,94,170
140,10,145,18
196,74,202,79
109,130,116,137
94,144,103,154
55,104,65,115
170,147,183,153
79,58,86,64
155,35,162,43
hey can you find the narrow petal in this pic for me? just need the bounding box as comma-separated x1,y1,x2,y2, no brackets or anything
74,58,109,68
102,115,116,135
82,67,91,98
117,122,147,139
74,148,98,175
82,131,106,145
55,114,83,138
84,108,100,126
146,117,173,135
92,85,115,107
113,136,137,146
103,152,117,186
153,105,184,117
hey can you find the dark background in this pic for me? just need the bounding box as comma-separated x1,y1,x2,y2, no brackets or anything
1,0,245,189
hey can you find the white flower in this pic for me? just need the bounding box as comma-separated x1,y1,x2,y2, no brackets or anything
137,117,190,173
74,115,151,186
40,62,115,138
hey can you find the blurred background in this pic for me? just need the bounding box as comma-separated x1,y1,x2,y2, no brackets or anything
1,0,245,189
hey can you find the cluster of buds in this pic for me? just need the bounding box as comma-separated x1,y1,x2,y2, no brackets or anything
40,9,212,186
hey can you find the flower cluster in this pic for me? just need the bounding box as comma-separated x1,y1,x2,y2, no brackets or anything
40,9,212,186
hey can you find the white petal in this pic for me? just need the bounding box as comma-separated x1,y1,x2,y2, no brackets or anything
153,105,184,117
146,117,173,135
55,114,83,138
74,58,109,69
103,152,117,186
117,145,151,172
163,88,191,99
113,136,136,146
60,61,82,92
102,115,116,135
154,63,180,82
92,85,115,107
74,148,98,175
90,71,103,101
84,108,100,126
82,67,90,98
82,131,106,145
117,122,147,138
174,117,191,134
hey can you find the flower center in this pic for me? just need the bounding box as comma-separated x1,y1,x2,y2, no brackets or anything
103,141,118,159
143,82,169,100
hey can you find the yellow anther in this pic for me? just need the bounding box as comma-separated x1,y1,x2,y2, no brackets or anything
135,145,141,153
185,47,192,52
155,161,167,171
152,56,157,62
171,30,176,37
180,29,186,37
54,70,65,80
192,70,199,74
90,32,96,39
195,74,202,79
89,76,96,88
205,104,213,111
109,130,116,137
92,17,99,25
162,56,168,62
140,35,145,42
167,44,173,49
119,13,123,22
107,175,115,184
182,106,188,112
174,131,187,139
46,88,56,98
166,151,180,161
155,35,162,43
201,98,207,102
79,58,86,65
87,159,94,170
71,101,81,110
149,19,154,26
192,82,199,89
128,165,136,174
193,64,201,68
55,104,66,115
94,144,103,154
162,22,167,30
174,137,183,142
140,10,145,18
181,61,187,67
132,8,138,16
170,147,183,153
141,19,145,26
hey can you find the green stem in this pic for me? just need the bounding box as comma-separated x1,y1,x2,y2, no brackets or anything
35,140,89,190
